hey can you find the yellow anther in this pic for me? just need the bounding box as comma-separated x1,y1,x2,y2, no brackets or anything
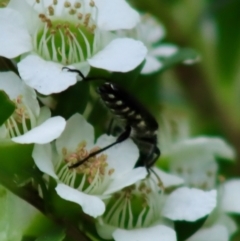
69,8,76,15
74,2,81,8
48,6,54,16
90,0,95,7
77,13,83,19
64,1,71,8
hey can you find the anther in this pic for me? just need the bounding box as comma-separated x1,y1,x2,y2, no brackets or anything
69,8,76,15
74,2,81,8
77,13,83,19
90,0,95,7
64,1,71,8
48,6,54,16
53,0,58,5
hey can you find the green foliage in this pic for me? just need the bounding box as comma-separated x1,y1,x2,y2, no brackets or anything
35,227,65,241
0,90,15,125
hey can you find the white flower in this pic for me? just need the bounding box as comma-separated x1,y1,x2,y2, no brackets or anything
160,134,239,241
32,113,147,218
96,167,216,241
0,71,66,143
165,137,235,190
115,14,179,74
0,0,147,95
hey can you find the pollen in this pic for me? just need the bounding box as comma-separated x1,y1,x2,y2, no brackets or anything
90,0,95,7
64,141,109,184
64,1,71,8
74,2,81,8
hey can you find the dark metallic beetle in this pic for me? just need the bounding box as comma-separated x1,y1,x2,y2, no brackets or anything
63,68,161,177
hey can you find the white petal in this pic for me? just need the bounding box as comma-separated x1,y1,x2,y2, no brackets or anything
32,144,58,179
55,184,105,218
95,0,139,30
8,0,39,34
36,106,51,126
169,137,235,162
162,187,217,221
217,214,237,236
151,45,178,57
56,113,94,155
141,55,163,74
113,225,176,241
221,179,240,214
187,225,229,241
0,8,32,58
12,117,66,144
0,71,25,98
104,167,147,195
88,38,147,72
140,15,166,43
18,55,78,95
152,168,184,188
96,135,139,176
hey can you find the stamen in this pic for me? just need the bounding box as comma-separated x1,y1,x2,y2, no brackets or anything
64,1,71,8
78,28,92,58
48,5,54,16
90,0,95,7
74,2,81,8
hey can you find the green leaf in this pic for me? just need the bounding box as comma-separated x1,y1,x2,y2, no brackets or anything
212,0,240,83
0,140,34,182
175,216,208,241
0,90,15,125
35,227,65,241
53,81,89,119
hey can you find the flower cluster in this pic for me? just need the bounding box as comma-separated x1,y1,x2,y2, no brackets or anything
0,0,235,241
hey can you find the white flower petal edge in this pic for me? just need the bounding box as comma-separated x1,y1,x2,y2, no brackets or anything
56,113,94,155
187,224,229,241
88,38,147,72
104,167,148,195
96,134,139,176
151,45,178,57
0,8,32,58
141,55,163,74
162,187,217,221
55,183,105,218
152,167,184,188
113,225,176,241
32,144,58,179
95,0,140,31
221,179,240,214
17,55,81,95
12,116,66,144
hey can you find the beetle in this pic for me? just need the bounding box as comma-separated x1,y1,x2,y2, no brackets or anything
63,68,162,185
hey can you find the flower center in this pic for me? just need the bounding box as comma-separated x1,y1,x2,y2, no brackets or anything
57,141,115,194
33,0,98,64
102,178,163,229
5,95,34,138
